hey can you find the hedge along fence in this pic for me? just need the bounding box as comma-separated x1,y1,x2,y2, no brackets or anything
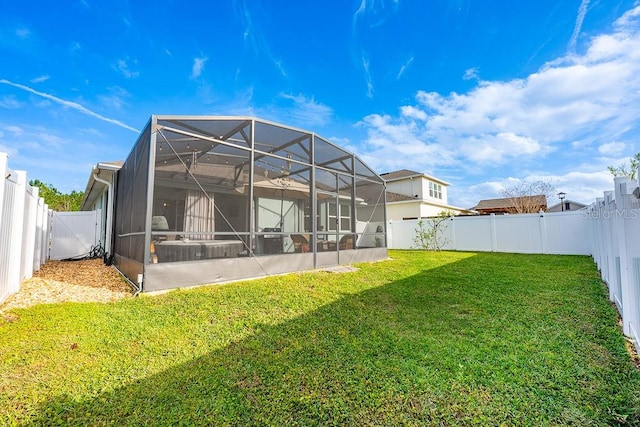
0,152,51,305
387,210,591,255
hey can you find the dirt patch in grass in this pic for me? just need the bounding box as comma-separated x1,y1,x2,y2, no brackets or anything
0,259,132,315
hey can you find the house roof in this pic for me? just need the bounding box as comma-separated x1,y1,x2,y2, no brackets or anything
380,169,450,186
386,191,418,203
473,195,547,212
80,160,123,211
547,199,588,210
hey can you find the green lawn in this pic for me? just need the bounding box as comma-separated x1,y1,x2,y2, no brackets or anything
1,251,639,425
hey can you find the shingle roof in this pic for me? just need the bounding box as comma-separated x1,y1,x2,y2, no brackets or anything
380,169,423,180
381,169,451,186
386,191,418,203
474,195,547,211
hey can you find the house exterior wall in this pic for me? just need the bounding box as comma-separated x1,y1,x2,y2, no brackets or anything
547,201,586,212
89,191,108,251
419,203,450,218
387,176,450,204
387,201,454,220
386,179,423,199
387,202,420,220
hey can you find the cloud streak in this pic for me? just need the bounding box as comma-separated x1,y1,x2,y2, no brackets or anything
233,0,287,77
0,79,139,133
362,55,373,98
568,0,590,52
190,57,208,79
396,55,414,80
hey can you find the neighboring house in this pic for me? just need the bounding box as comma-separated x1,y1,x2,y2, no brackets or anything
80,161,123,259
547,199,587,212
381,169,472,220
473,195,547,215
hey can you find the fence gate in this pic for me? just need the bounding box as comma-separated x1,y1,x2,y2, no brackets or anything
49,210,101,260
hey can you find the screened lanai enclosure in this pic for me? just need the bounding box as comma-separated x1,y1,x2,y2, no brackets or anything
113,116,387,291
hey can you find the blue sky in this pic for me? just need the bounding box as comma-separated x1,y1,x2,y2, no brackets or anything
1,0,639,208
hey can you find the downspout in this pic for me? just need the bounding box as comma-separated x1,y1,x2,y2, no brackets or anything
93,168,114,259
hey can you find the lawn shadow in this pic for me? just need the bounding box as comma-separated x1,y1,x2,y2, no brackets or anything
25,253,640,426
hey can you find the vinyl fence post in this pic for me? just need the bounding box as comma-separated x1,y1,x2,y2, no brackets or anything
0,153,7,229
539,212,547,254
490,213,497,252
21,184,38,281
9,171,27,295
603,191,618,304
450,216,456,250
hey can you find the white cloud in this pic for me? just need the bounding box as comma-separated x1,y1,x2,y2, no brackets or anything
463,67,479,80
5,125,23,136
30,75,49,83
0,95,23,109
400,105,427,121
190,57,208,79
114,59,139,79
98,86,131,110
279,93,333,127
598,141,626,155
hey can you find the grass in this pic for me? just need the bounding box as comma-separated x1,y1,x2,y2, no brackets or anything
1,250,639,425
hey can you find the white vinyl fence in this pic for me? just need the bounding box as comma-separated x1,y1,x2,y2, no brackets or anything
49,210,101,260
388,210,591,255
0,153,51,305
587,174,640,354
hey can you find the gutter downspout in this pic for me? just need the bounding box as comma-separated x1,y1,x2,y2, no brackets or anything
93,168,114,258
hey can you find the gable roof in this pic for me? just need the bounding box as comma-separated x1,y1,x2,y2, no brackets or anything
474,195,547,212
380,169,423,180
80,160,123,211
381,169,450,185
386,191,418,203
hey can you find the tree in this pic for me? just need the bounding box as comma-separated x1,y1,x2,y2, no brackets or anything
607,152,640,181
413,210,454,251
29,180,84,211
500,180,555,213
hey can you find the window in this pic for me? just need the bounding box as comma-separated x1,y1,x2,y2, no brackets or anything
326,201,352,232
429,182,442,199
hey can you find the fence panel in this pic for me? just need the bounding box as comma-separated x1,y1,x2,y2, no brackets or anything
544,211,591,255
49,210,101,260
387,219,419,249
451,216,494,251
494,214,543,253
0,169,21,304
0,153,50,305
388,211,589,255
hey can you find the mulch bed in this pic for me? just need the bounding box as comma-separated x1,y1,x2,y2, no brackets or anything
0,259,133,315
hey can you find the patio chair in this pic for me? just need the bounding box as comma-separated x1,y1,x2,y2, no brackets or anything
339,234,355,250
290,234,311,253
